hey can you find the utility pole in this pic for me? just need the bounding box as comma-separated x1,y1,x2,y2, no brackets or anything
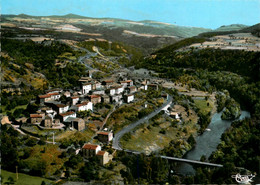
16,166,18,180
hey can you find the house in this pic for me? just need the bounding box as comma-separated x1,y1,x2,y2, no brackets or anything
148,84,159,91
88,95,101,105
75,101,93,112
97,131,113,143
120,80,133,87
54,104,69,114
106,88,116,96
82,83,92,94
92,89,105,95
48,92,61,101
71,96,79,105
92,82,102,90
64,91,71,98
59,111,76,122
110,94,122,103
127,86,137,94
37,94,52,104
170,112,180,120
114,86,124,94
71,118,85,131
102,80,114,88
30,113,45,124
124,94,134,103
43,115,53,128
82,144,101,158
97,151,110,165
139,84,148,91
101,95,110,103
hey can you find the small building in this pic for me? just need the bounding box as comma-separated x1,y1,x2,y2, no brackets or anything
102,80,114,88
71,96,79,105
92,89,105,95
64,91,71,98
92,82,102,90
101,95,110,103
124,94,134,103
97,131,113,143
76,101,93,112
88,95,101,105
82,144,101,158
48,92,60,101
97,151,110,165
127,86,137,94
43,115,53,128
114,86,124,94
37,94,52,104
110,94,122,103
120,80,133,87
106,88,116,96
72,118,85,131
30,114,45,124
59,111,76,122
82,83,92,94
170,112,180,120
54,104,69,114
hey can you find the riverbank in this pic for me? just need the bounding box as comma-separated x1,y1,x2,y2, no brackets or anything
177,110,251,175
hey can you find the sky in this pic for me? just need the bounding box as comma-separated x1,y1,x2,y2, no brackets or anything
1,0,260,29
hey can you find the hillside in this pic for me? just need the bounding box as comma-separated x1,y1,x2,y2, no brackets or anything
214,24,248,32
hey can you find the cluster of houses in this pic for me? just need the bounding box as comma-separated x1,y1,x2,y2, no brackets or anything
28,77,154,131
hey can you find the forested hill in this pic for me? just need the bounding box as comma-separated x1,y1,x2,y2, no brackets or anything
137,38,260,119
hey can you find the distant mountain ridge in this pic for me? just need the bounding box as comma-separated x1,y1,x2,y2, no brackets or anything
214,24,249,32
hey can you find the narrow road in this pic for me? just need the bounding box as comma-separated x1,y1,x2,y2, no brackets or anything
112,95,173,150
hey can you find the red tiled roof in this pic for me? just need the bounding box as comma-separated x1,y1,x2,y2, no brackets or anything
30,114,43,118
98,131,110,136
82,143,99,150
38,94,51,98
97,151,106,156
76,102,89,107
60,111,75,117
126,94,134,97
55,104,68,108
71,96,79,99
83,83,92,86
48,92,59,96
121,80,132,83
129,86,136,89
89,95,101,99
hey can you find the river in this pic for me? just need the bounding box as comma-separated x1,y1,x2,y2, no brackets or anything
177,110,251,175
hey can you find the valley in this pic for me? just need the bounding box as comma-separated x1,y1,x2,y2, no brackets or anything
1,13,260,185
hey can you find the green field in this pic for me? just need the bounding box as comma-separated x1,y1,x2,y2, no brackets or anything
1,170,53,185
194,99,213,116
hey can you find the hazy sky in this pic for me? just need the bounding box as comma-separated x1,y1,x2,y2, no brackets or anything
2,0,260,29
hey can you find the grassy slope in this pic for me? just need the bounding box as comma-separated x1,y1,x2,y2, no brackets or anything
1,170,53,185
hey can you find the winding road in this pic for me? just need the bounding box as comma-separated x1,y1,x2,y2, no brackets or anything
112,95,173,150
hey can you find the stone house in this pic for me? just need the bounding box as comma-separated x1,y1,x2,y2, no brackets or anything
101,95,110,103
88,95,101,105
48,92,60,101
110,94,122,103
30,113,45,124
71,118,85,131
97,131,113,143
82,144,101,158
97,151,110,165
127,86,137,94
106,88,116,96
43,115,53,128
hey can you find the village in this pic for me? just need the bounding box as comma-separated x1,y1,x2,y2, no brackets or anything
3,71,175,166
